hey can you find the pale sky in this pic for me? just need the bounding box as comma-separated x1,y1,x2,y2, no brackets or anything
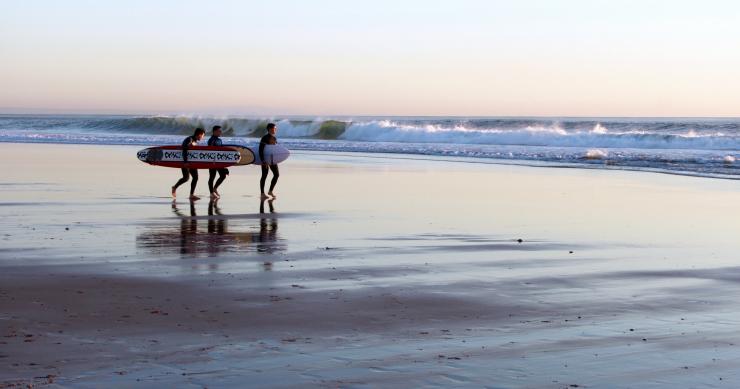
2,0,740,116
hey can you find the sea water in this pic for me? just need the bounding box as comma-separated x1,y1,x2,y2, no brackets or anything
1,115,738,179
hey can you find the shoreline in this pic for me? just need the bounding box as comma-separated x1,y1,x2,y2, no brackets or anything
0,140,737,182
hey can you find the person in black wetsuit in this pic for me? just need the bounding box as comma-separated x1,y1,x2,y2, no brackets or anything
207,125,229,199
259,123,280,199
171,127,206,200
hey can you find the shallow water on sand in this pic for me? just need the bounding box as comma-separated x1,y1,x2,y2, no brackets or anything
1,143,739,387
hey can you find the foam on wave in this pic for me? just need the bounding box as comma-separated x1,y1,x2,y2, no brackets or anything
1,115,738,179
339,121,739,151
3,115,738,151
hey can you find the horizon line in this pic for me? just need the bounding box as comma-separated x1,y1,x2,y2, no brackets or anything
1,109,740,120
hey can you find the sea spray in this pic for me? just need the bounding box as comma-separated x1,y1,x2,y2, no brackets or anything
585,149,608,160
591,123,608,134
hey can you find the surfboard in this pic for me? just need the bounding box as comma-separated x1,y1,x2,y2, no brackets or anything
136,145,248,169
222,145,256,166
249,144,291,165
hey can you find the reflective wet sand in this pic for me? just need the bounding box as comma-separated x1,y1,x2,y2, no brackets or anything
1,143,739,387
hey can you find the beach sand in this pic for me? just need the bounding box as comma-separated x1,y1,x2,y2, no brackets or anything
1,143,739,388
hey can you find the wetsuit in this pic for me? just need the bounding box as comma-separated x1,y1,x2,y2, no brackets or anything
259,133,279,194
172,135,198,195
207,135,228,193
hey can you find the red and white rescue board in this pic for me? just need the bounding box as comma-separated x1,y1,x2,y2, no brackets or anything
136,145,255,169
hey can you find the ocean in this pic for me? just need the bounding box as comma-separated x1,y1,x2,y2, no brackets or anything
1,114,738,179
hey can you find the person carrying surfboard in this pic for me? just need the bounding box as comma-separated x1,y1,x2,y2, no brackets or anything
207,125,228,199
171,128,206,200
259,123,280,199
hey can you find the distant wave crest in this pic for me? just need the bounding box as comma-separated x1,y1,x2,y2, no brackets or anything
1,114,738,178
3,115,737,151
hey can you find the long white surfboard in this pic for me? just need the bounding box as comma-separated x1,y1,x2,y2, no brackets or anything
250,144,291,165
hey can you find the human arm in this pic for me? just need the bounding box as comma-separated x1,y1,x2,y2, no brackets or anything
259,141,266,165
259,134,269,165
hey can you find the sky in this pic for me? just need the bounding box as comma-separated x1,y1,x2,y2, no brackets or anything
1,0,740,117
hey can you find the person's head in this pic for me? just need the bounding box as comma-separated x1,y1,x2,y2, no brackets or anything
212,125,222,136
266,123,277,135
194,128,206,141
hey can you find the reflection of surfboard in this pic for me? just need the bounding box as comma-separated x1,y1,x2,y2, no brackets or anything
250,144,291,165
137,145,248,169
222,145,257,166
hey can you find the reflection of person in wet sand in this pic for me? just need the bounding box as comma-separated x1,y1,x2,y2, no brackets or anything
137,200,285,259
257,197,279,254
170,200,225,258
207,198,225,235
260,196,275,214
171,200,197,255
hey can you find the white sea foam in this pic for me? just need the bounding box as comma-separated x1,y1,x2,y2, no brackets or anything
585,149,608,159
1,115,739,179
274,119,321,137
591,123,609,134
339,120,739,151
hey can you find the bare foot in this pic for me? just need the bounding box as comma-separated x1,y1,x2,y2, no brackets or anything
189,195,201,201
171,186,176,198
260,193,269,200
210,192,220,199
268,191,277,198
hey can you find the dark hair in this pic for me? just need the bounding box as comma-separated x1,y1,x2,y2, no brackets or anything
194,128,206,136
212,125,222,132
266,123,276,131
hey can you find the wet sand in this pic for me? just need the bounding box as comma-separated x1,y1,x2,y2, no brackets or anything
1,143,739,388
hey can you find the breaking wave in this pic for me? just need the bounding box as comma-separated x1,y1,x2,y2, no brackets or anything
3,115,738,151
1,114,738,179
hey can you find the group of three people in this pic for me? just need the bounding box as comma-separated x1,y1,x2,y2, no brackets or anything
171,123,280,201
